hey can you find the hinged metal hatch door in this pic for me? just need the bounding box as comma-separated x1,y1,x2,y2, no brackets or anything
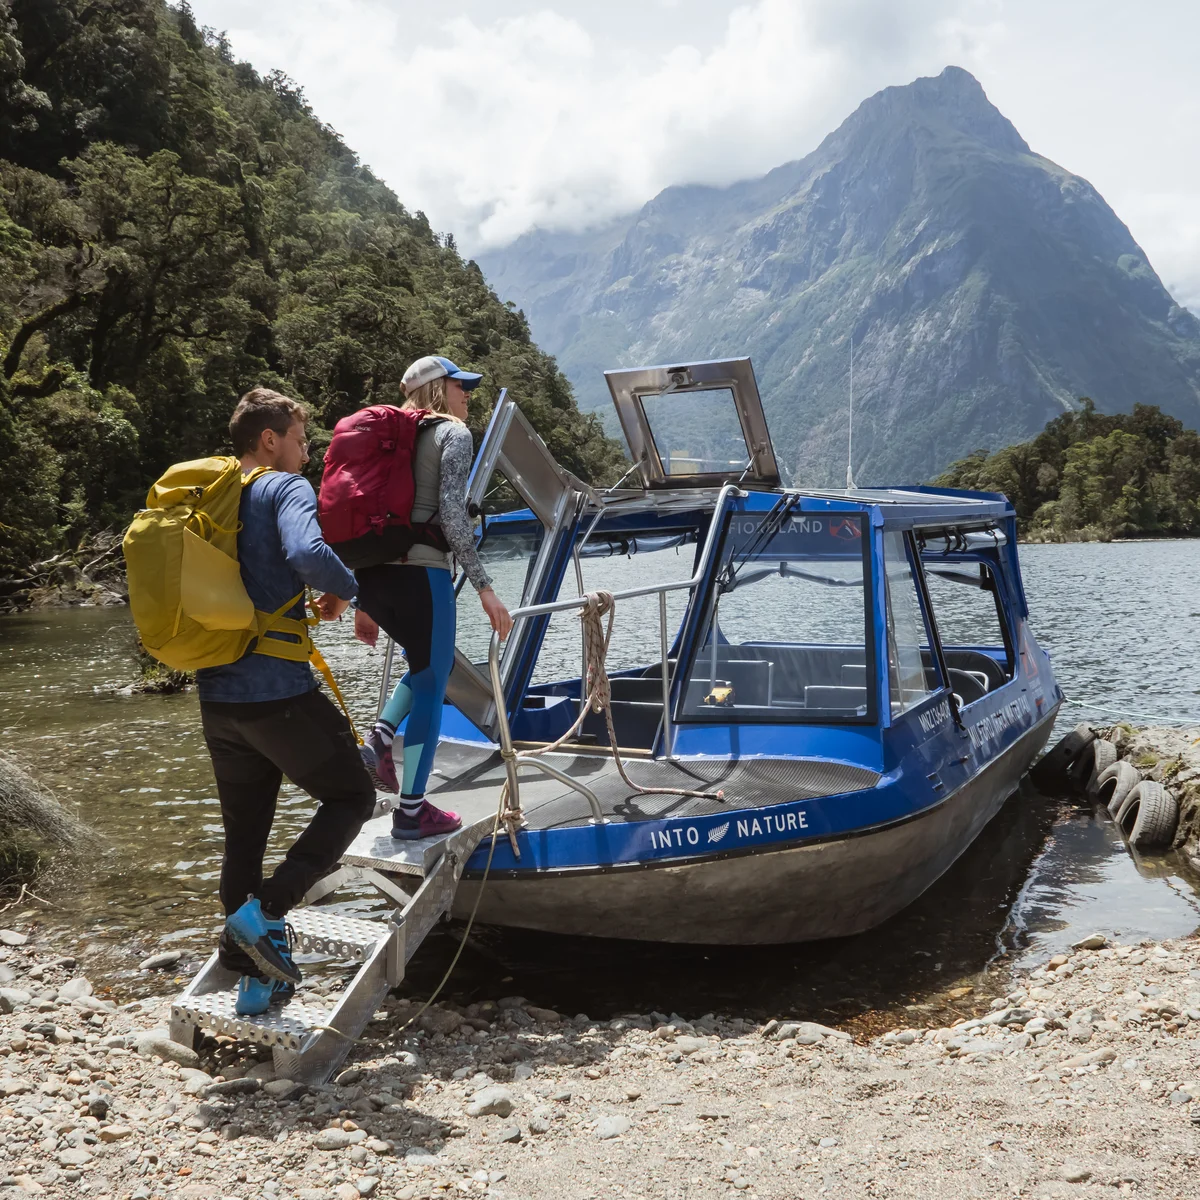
605,358,779,489
444,389,589,737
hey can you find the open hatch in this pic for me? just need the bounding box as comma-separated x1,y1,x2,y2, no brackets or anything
605,358,780,489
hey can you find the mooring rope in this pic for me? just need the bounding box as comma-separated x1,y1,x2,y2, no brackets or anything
497,590,722,837
1066,698,1200,728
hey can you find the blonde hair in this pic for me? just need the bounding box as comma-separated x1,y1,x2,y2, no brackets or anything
402,376,466,424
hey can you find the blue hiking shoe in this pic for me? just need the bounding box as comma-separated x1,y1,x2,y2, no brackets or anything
225,898,302,986
235,973,296,1016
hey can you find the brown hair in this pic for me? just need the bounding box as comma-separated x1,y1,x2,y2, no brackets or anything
402,376,465,424
229,387,308,455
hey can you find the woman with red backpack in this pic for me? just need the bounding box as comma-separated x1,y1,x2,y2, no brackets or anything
349,356,513,839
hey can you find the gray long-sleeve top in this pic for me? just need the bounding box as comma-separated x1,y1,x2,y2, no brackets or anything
395,420,493,591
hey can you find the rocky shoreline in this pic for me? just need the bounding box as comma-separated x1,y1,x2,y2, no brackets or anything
3,918,1200,1200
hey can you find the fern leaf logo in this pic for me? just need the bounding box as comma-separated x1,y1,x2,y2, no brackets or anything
708,822,730,844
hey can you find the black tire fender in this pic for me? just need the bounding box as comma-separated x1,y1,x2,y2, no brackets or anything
1031,723,1096,791
1098,761,1139,818
1120,781,1179,850
1085,739,1118,796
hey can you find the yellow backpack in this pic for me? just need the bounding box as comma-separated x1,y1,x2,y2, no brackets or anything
123,457,356,733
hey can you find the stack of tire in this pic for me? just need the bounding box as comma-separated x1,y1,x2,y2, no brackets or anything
1032,723,1179,851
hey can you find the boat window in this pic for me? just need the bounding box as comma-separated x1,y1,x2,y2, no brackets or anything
883,530,940,716
640,388,751,477
679,512,873,722
456,526,545,666
530,532,696,686
920,560,1014,687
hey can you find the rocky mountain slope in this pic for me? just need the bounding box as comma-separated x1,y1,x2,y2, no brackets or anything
478,67,1200,485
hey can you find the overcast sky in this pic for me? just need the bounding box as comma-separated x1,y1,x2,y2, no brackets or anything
187,0,1200,313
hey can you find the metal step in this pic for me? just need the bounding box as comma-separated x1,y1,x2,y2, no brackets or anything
168,821,488,1084
288,908,384,962
342,812,494,876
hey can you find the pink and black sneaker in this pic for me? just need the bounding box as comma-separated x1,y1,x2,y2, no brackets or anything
360,725,399,794
391,799,462,841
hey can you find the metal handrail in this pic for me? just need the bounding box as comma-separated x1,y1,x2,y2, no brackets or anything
484,483,745,826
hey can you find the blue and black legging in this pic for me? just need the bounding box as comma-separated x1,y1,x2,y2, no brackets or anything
355,564,455,798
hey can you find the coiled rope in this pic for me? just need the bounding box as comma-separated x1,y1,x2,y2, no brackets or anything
497,590,722,837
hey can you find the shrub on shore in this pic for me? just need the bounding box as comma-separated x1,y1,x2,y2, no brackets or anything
0,753,87,892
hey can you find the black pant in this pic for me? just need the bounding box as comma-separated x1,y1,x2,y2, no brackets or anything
201,687,375,973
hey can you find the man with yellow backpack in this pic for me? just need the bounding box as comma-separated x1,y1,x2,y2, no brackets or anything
125,387,374,1016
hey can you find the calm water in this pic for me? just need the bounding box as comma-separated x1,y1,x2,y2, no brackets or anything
1,539,1199,1025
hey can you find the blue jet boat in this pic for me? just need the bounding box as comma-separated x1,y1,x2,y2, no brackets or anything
352,358,1063,945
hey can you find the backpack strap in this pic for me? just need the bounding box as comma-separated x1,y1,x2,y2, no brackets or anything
251,592,361,744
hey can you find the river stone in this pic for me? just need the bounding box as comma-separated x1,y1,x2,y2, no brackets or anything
334,1184,360,1200
56,978,93,1002
1059,1048,1117,1069
0,988,31,1009
529,1116,551,1134
56,1148,92,1167
0,930,28,946
0,965,15,985
466,1085,514,1118
526,1006,561,1023
134,1031,199,1068
138,951,182,971
596,1115,631,1139
99,1125,133,1142
86,1095,110,1118
1061,1166,1092,1183
264,1079,303,1100
491,1124,522,1143
772,1020,851,1043
357,1179,380,1197
675,1036,710,1055
0,1077,32,1096
418,1008,463,1036
315,1128,354,1151
1073,934,1107,951
203,1078,260,1098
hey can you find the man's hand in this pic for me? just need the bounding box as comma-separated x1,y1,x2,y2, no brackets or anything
314,593,350,621
354,608,380,648
479,587,513,640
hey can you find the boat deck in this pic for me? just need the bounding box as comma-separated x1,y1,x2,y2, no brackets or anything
348,740,882,845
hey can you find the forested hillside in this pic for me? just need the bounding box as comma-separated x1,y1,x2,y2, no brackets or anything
0,0,623,580
935,400,1200,540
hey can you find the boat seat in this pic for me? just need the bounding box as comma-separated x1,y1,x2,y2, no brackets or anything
609,676,666,703
947,668,988,705
804,685,869,711
841,663,867,686
684,659,773,709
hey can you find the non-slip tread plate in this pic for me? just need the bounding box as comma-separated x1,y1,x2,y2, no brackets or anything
520,756,881,828
289,909,386,959
172,991,331,1052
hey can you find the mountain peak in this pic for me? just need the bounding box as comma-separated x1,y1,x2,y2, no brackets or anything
841,65,1030,156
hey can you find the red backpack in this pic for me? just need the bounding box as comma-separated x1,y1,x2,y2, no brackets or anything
318,405,450,569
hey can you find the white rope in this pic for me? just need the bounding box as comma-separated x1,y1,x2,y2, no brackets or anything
1066,698,1200,727
498,590,722,835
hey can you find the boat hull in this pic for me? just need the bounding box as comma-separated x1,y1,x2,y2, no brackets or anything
452,710,1057,944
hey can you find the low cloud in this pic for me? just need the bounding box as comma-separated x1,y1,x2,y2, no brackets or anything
199,0,1200,312
214,0,1001,247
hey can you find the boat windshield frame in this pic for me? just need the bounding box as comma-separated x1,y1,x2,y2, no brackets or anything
669,500,879,727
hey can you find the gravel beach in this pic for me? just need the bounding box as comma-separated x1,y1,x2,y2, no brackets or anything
3,919,1200,1200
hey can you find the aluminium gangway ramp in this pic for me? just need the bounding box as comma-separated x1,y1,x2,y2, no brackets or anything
169,812,491,1084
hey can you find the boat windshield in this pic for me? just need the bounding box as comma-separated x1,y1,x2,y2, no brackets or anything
680,511,873,722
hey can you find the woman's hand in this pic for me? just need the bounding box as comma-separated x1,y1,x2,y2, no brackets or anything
314,593,350,621
354,608,380,648
479,587,513,640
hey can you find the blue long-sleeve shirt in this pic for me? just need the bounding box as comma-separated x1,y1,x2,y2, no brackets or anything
196,471,357,704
